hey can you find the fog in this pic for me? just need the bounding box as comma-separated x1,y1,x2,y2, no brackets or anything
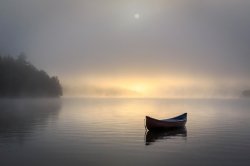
1,0,250,97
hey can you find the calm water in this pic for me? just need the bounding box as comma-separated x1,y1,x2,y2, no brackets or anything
0,98,250,166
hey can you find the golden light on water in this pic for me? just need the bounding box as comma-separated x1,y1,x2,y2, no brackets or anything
63,75,231,98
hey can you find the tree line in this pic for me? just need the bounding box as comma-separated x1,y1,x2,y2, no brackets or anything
0,54,63,97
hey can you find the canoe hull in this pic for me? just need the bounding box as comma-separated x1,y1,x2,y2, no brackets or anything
146,113,187,131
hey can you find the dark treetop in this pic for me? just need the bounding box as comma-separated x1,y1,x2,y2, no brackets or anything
0,54,63,97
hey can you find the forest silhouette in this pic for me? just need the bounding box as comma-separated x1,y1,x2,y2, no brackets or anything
0,54,62,97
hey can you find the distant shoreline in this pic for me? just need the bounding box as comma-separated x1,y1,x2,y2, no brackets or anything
242,90,250,98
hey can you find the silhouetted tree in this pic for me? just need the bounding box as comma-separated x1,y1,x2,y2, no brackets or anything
0,53,63,97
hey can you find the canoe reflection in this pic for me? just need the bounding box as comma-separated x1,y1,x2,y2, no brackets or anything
145,127,187,145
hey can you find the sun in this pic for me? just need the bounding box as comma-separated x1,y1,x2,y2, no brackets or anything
130,84,148,94
134,13,140,19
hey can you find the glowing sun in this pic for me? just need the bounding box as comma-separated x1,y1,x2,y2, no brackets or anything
130,84,148,94
134,13,140,19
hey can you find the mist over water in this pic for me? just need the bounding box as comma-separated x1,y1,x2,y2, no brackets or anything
0,98,250,166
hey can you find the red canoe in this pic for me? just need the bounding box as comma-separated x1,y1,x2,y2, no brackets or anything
145,113,187,130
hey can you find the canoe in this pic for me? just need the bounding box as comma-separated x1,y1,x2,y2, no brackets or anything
145,113,187,130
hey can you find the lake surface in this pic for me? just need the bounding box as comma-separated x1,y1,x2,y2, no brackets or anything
0,98,250,166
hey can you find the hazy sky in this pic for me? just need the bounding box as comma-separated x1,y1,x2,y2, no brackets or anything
1,0,250,97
